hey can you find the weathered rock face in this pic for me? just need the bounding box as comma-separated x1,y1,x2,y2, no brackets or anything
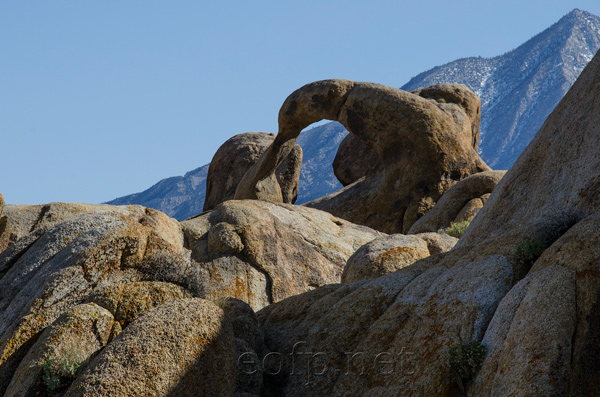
181,200,383,308
408,170,506,234
235,80,490,234
204,132,303,212
414,232,459,255
65,298,237,397
341,234,430,283
0,202,147,254
5,303,115,396
0,194,4,217
259,254,514,396
0,208,189,393
88,281,192,327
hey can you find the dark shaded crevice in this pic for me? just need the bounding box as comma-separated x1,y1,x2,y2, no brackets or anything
29,204,51,233
0,229,45,280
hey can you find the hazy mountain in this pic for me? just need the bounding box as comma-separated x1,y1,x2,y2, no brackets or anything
107,9,600,220
295,122,347,203
106,164,209,220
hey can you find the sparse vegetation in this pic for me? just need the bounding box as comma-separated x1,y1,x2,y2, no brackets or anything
41,350,82,394
445,220,471,238
448,340,486,394
514,237,547,267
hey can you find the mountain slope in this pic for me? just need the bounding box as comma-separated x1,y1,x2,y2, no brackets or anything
106,164,209,220
107,9,600,220
402,8,600,169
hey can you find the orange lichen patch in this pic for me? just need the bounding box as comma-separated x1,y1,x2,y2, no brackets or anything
377,246,413,262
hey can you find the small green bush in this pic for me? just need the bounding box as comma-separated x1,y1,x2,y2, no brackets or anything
41,352,82,393
445,220,471,238
448,340,486,393
515,238,546,266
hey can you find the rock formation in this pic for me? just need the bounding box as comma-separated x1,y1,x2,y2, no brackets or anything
3,45,600,395
332,133,380,186
66,298,237,396
408,170,506,234
203,132,303,212
0,202,148,253
255,48,600,395
0,199,383,394
181,200,383,307
342,234,432,283
235,80,490,234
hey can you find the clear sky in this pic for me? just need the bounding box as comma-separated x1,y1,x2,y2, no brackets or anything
2,1,600,205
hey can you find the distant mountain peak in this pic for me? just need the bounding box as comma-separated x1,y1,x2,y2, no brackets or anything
402,9,600,169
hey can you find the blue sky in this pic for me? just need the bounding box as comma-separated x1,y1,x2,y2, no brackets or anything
2,1,600,205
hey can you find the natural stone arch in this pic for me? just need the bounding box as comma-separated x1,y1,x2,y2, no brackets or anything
235,79,490,233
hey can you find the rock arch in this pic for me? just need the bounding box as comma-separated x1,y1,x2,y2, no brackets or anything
235,79,489,233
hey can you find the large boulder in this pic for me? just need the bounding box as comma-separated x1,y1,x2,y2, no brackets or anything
235,80,490,234
204,132,302,211
0,209,188,393
341,234,430,283
181,200,383,309
408,170,506,234
65,298,237,397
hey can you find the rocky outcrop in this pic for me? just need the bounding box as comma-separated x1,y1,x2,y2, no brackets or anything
341,234,430,283
181,200,383,308
65,298,236,396
204,132,302,212
0,194,4,217
235,80,490,234
0,208,188,393
254,48,600,395
408,170,506,234
0,197,385,394
259,254,514,395
0,202,147,254
414,232,459,255
87,281,192,327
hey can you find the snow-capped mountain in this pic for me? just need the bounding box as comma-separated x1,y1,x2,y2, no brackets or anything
402,8,600,168
106,9,600,220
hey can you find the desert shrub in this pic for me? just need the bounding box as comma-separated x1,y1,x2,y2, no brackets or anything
448,340,486,393
445,220,471,238
41,349,82,393
515,237,547,267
